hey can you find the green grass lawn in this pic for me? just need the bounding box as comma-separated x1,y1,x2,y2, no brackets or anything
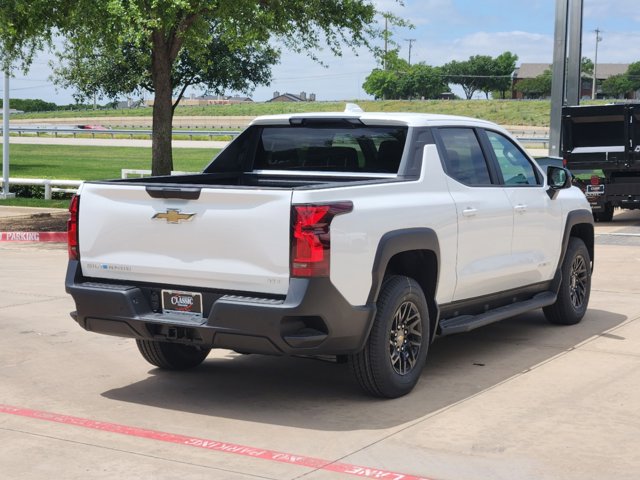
5,144,219,180
0,197,71,208
0,144,219,208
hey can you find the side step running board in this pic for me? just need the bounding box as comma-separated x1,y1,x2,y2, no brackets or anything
438,291,557,336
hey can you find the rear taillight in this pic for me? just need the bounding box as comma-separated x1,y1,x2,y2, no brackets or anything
291,202,353,277
68,195,80,260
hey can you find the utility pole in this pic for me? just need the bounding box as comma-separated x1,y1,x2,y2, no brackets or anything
383,15,388,70
592,28,602,100
1,66,14,199
405,38,416,67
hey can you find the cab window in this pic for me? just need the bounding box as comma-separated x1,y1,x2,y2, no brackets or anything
439,128,492,186
486,131,539,186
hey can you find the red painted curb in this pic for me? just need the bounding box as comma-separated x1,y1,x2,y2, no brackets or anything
0,404,432,480
0,232,67,242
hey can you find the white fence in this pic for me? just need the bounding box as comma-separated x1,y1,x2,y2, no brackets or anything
0,178,83,200
121,169,198,178
0,171,201,201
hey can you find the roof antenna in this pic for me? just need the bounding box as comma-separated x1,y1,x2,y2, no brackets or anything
344,103,364,113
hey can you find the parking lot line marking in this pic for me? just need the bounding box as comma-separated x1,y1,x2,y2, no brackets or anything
0,404,432,480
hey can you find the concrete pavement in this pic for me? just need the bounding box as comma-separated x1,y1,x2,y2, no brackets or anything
0,211,638,479
0,206,64,218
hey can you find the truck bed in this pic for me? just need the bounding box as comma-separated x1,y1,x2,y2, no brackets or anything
108,172,399,190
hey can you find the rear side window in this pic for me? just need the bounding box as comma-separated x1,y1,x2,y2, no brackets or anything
439,128,492,185
486,131,539,186
253,125,407,173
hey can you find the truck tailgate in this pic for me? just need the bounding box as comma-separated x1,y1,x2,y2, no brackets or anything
77,183,292,295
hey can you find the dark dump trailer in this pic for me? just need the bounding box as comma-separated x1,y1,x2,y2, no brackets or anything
562,103,640,221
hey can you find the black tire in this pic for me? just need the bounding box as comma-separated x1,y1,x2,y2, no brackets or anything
349,275,430,398
594,203,614,222
544,237,591,325
136,339,211,370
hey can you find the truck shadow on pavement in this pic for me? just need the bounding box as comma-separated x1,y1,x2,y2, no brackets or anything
102,308,626,431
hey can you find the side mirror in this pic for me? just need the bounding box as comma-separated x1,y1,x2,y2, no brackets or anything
546,166,571,199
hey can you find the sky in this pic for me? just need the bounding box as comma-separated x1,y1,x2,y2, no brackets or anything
4,0,640,104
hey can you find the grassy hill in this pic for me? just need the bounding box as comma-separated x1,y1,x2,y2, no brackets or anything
14,99,611,127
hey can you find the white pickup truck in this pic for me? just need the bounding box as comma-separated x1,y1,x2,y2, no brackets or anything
65,108,594,398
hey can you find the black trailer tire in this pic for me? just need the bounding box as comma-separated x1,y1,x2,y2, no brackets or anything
594,203,614,222
349,275,430,398
136,340,211,370
544,237,591,325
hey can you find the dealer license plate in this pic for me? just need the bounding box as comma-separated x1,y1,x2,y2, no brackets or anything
161,290,203,317
586,184,604,196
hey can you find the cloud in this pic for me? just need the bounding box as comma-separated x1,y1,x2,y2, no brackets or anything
373,0,461,27
584,31,640,63
584,0,640,22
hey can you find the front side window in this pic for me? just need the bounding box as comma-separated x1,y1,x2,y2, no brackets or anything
439,128,492,185
486,131,539,186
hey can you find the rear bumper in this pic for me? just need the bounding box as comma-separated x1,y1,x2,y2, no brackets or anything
65,261,375,356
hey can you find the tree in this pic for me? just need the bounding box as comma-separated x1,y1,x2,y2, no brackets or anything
363,69,402,100
514,69,552,99
362,53,447,100
491,51,518,99
0,98,57,112
53,28,279,110
581,57,594,76
363,50,408,99
402,64,447,99
626,61,640,91
601,74,633,98
1,1,380,175
442,53,517,100
442,56,491,100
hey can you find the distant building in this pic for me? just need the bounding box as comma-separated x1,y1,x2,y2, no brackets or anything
116,98,145,109
512,63,635,99
147,94,254,107
267,91,317,102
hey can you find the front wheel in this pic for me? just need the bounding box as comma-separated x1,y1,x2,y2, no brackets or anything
136,340,211,370
544,237,591,325
350,275,430,398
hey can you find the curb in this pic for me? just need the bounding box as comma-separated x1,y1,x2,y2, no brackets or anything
0,232,67,242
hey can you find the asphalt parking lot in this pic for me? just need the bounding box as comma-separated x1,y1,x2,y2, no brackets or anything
1,211,639,480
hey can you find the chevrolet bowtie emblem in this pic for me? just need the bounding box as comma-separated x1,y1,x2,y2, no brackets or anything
152,209,196,224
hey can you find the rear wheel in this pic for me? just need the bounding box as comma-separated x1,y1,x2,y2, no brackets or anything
350,275,430,398
136,340,211,370
544,237,591,325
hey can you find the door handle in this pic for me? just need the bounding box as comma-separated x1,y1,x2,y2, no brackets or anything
462,207,477,217
514,204,527,214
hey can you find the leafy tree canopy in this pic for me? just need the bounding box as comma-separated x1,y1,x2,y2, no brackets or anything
363,51,448,100
626,61,640,91
442,52,517,100
1,0,384,175
581,57,594,76
601,73,633,98
514,69,552,99
0,98,57,112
